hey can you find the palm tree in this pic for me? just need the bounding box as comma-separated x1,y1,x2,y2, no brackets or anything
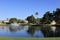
35,12,38,19
35,12,39,24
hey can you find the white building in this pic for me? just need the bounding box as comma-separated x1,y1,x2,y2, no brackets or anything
0,20,3,24
3,20,9,24
24,20,28,24
51,20,56,25
0,18,9,24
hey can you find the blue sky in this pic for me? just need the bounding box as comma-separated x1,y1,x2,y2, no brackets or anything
0,0,60,20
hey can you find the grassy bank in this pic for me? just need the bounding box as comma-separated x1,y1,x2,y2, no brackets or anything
0,24,9,26
0,37,60,40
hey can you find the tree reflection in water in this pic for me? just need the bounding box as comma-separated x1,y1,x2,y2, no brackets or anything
27,26,35,36
41,25,60,37
27,25,44,37
9,26,17,32
9,25,60,37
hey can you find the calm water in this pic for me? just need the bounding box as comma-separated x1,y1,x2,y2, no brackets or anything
0,25,44,38
0,25,60,37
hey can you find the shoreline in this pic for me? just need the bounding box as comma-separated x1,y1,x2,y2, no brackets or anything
0,37,60,40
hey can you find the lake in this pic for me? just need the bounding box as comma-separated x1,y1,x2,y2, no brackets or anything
0,25,44,38
0,25,60,38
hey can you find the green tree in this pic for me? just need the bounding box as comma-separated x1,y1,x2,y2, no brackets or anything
53,8,60,24
35,12,38,18
20,20,25,23
41,11,53,24
9,18,17,23
17,19,21,23
35,18,41,24
26,15,35,23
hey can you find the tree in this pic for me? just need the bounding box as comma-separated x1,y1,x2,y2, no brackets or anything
9,18,17,23
53,8,60,24
41,11,53,24
17,19,21,23
26,15,35,23
35,18,41,24
20,20,25,23
35,12,38,18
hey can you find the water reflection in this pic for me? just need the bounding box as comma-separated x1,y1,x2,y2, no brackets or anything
0,25,60,37
51,26,56,32
0,25,44,38
33,30,44,37
9,25,29,32
27,26,44,37
41,25,60,37
0,26,9,31
50,25,60,37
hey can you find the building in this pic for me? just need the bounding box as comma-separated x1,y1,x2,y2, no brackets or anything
0,20,3,24
3,20,9,24
51,20,56,25
0,18,9,24
23,20,28,24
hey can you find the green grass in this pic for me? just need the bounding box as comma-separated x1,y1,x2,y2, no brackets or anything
0,37,60,40
0,24,9,26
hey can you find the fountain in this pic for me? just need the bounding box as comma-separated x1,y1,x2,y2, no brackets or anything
9,22,20,31
10,22,20,26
